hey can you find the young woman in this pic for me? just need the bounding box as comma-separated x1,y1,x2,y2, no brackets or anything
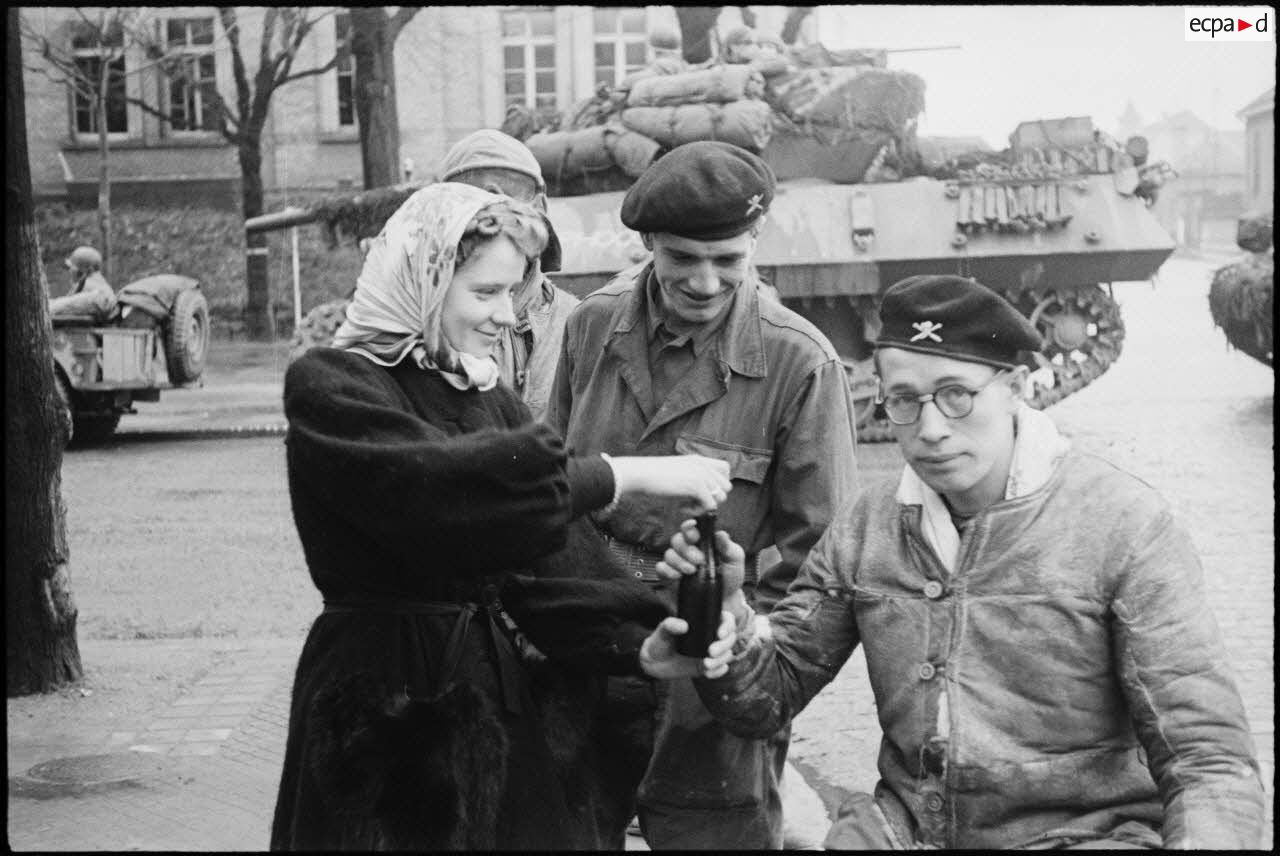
270,183,730,850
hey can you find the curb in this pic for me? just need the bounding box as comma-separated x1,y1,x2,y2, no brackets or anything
114,424,288,441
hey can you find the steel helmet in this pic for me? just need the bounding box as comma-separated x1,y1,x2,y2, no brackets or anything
66,245,103,273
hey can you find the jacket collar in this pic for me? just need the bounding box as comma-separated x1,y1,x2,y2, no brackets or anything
610,261,767,379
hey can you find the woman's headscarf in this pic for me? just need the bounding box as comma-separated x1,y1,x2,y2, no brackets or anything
332,182,548,390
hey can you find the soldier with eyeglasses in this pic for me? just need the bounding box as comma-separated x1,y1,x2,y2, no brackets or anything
639,274,1265,849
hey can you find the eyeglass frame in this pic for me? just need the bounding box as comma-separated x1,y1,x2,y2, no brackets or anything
875,369,1010,425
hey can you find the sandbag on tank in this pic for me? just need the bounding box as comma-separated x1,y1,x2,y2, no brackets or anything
626,65,766,107
621,100,774,152
525,123,663,196
768,67,925,131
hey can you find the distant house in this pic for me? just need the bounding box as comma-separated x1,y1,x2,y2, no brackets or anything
1238,87,1274,214
19,6,814,210
1141,110,1246,250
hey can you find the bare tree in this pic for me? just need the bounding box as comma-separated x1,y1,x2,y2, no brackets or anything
122,8,344,339
21,8,137,281
7,7,83,697
349,7,421,190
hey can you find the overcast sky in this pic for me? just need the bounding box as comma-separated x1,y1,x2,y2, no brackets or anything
822,5,1276,146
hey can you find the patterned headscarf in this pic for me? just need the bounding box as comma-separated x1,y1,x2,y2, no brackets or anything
332,182,549,390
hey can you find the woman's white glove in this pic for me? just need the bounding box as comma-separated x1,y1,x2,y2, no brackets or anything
607,454,731,513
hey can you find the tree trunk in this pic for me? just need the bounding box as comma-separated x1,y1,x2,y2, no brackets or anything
351,7,401,190
780,7,815,46
238,132,274,339
676,7,723,64
6,8,83,697
96,65,112,281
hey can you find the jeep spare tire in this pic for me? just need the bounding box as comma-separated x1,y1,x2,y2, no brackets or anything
166,288,210,383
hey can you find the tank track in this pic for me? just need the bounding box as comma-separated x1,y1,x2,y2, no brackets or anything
848,284,1125,442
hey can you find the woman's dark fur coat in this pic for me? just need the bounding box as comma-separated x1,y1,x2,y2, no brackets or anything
270,349,668,850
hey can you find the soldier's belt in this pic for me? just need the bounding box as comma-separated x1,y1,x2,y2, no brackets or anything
605,537,758,585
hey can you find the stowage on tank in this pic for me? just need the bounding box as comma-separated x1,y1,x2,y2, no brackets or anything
292,34,1179,440
1208,211,1273,367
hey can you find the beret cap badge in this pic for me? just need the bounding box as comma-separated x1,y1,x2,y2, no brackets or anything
746,193,764,217
910,320,944,343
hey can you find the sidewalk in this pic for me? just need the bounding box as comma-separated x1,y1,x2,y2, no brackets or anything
8,634,831,851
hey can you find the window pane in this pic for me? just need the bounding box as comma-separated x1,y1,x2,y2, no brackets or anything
625,42,646,65
535,71,555,95
199,54,216,80
595,69,613,89
505,74,525,97
501,13,524,38
594,43,614,66
535,93,556,109
71,23,95,50
621,8,645,32
170,79,188,130
534,44,554,69
106,57,128,133
190,17,214,45
167,19,185,45
593,8,616,33
503,46,524,71
529,10,553,37
335,12,350,41
338,76,354,126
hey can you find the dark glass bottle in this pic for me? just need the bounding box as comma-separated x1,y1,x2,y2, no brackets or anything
676,512,724,657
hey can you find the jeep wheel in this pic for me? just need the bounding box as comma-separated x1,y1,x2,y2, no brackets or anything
166,289,210,383
54,372,75,446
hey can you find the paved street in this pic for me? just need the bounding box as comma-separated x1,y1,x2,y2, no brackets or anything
7,253,1273,850
788,254,1275,848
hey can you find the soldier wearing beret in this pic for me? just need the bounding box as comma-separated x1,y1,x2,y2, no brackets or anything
643,275,1265,849
547,141,859,849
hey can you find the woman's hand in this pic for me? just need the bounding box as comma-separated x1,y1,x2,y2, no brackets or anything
639,611,737,679
609,454,731,513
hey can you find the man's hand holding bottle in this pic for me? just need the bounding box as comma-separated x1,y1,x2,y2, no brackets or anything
639,518,752,680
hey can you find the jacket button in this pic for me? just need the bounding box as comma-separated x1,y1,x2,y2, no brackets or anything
925,792,944,812
923,580,944,599
634,571,644,579
918,662,936,680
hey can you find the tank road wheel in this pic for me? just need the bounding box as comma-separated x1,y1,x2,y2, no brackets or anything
1010,284,1126,409
841,357,896,443
165,289,210,383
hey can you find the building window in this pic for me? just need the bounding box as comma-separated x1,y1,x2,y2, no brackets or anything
162,16,219,132
335,12,356,127
501,8,556,110
593,7,647,89
70,23,127,135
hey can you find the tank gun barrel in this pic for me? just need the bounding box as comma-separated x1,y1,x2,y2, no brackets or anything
884,44,962,54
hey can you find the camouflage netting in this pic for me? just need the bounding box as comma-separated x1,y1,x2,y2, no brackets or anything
766,67,925,133
1209,251,1274,367
308,184,423,248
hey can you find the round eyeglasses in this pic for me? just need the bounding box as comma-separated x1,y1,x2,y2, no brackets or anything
876,371,1007,425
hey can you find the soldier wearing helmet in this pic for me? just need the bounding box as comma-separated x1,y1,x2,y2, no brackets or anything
49,245,117,322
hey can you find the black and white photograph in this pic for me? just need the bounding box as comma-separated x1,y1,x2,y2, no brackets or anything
6,4,1273,850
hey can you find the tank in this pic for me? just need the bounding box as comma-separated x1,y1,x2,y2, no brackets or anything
542,117,1177,439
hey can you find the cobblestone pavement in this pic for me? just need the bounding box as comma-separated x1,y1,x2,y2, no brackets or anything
788,255,1275,848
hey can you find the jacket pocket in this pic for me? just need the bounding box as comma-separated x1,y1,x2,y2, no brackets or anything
675,433,773,484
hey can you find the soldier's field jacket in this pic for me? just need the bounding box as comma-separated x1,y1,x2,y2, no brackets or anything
697,449,1265,849
547,261,858,610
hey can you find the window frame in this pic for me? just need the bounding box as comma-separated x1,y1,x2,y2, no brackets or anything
591,6,649,90
334,11,357,129
501,7,558,111
68,23,129,140
157,15,222,138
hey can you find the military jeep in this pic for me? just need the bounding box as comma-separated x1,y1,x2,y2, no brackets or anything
51,274,210,445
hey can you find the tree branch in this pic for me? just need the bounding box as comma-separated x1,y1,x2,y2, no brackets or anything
389,6,421,43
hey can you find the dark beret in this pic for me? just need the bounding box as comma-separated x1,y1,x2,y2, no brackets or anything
621,141,776,241
875,275,1043,369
